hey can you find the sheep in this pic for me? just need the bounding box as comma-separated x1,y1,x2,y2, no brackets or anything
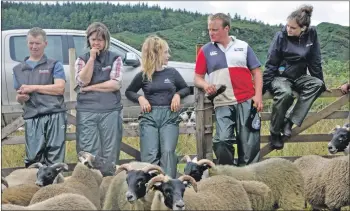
29,152,103,209
182,155,305,210
4,162,68,187
147,174,255,210
2,184,40,206
1,193,97,210
294,155,350,211
103,162,165,210
328,123,350,155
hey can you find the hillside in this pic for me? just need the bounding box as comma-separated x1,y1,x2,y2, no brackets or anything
2,1,349,64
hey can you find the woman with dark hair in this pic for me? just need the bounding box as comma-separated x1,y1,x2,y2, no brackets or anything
263,5,327,150
74,22,123,174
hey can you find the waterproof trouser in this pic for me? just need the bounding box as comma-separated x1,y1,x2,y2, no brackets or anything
24,112,67,168
76,110,123,167
269,75,324,135
213,99,260,166
139,106,181,178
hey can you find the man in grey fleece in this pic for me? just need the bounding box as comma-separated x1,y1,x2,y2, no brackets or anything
13,27,67,168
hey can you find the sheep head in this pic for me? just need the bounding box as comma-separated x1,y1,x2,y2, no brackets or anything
147,174,197,210
122,164,165,203
35,163,68,187
328,123,350,154
183,156,215,182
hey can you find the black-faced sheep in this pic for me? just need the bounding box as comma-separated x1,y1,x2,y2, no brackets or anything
1,193,97,210
294,155,350,211
182,156,305,210
29,152,103,209
328,123,350,155
103,162,164,210
147,174,254,210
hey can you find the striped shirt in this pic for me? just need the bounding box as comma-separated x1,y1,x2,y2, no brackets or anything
195,36,261,108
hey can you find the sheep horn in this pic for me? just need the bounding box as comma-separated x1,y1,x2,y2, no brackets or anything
178,175,198,192
196,159,215,168
1,177,8,188
142,164,165,174
50,163,69,171
181,155,192,163
115,163,133,175
28,162,44,169
146,174,167,193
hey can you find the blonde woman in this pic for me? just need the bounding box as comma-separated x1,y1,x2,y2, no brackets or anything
125,35,190,178
74,22,123,175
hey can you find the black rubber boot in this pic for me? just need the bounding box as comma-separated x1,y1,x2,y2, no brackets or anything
283,119,293,137
269,133,284,150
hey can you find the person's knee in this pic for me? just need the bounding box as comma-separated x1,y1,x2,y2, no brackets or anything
310,77,324,90
275,89,294,101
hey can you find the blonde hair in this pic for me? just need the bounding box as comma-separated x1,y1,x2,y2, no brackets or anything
141,35,169,81
86,22,111,51
27,27,47,42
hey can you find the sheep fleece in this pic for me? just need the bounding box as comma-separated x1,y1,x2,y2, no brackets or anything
1,193,97,210
294,155,350,210
1,184,40,206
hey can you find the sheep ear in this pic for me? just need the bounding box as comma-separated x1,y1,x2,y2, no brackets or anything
192,156,198,163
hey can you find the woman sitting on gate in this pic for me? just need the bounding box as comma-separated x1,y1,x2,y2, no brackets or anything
263,5,328,150
125,35,190,178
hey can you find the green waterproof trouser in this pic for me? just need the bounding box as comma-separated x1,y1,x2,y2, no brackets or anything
24,112,67,167
213,99,260,166
270,75,324,135
76,110,123,166
139,106,181,178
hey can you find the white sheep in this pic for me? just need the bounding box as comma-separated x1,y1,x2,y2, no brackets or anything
1,193,97,210
183,156,305,210
147,174,258,210
29,154,103,209
1,183,40,206
103,161,164,210
294,155,350,210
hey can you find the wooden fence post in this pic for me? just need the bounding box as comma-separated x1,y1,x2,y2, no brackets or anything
194,44,214,161
69,48,77,116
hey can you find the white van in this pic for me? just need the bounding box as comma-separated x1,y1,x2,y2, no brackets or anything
1,29,196,126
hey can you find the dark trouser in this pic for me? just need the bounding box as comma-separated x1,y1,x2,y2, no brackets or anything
139,107,181,178
76,110,123,166
270,75,324,135
213,99,260,166
24,112,67,167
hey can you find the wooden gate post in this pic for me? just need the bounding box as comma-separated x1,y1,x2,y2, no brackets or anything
69,48,77,116
194,44,214,161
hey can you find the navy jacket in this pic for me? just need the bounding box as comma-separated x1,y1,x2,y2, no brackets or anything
263,26,325,93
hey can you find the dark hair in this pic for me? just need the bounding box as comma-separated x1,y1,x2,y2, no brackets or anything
86,22,110,51
208,13,231,28
287,4,313,28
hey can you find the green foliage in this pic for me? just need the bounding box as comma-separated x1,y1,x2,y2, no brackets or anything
2,1,349,67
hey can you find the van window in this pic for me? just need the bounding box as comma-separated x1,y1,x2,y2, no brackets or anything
10,36,64,63
73,35,127,61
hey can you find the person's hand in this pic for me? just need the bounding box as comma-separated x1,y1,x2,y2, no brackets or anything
138,96,151,113
80,86,92,93
18,84,36,94
171,93,181,112
89,48,100,61
339,83,350,94
203,83,217,95
252,95,263,112
16,93,30,104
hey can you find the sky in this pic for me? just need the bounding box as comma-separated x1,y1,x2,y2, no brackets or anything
18,1,350,27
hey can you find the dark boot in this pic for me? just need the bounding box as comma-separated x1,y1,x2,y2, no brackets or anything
283,119,293,137
269,133,284,150
213,142,235,165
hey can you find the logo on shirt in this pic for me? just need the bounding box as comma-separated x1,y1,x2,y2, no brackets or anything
306,43,313,47
164,78,171,83
234,48,244,51
209,51,218,56
39,69,50,74
102,66,112,71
